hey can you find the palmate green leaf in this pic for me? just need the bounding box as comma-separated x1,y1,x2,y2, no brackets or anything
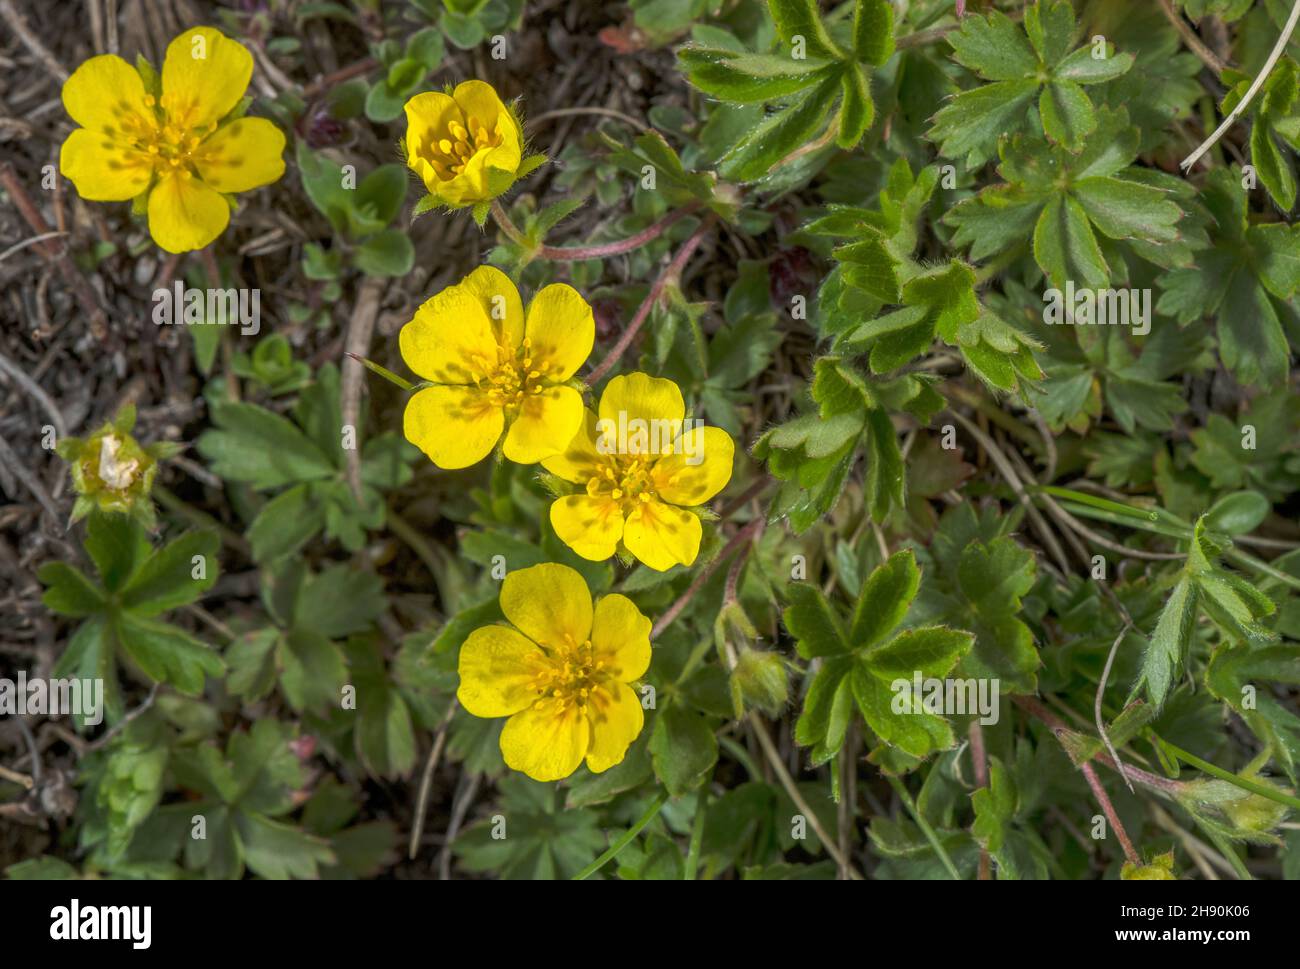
1157,167,1300,386
946,537,1041,694
41,514,225,714
454,775,606,879
791,551,974,763
949,108,1184,289
929,0,1134,166
1188,389,1300,498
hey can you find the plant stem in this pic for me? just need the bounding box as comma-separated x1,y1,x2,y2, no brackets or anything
1180,0,1300,170
651,516,764,639
684,793,707,880
1081,761,1141,866
1159,738,1300,812
490,199,701,261
572,790,670,880
887,775,962,879
586,216,715,386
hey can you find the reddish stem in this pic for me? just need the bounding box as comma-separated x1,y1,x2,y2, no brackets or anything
1081,761,1141,866
970,720,991,881
491,200,702,262
586,216,714,386
652,516,764,640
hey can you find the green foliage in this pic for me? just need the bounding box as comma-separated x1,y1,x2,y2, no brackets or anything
789,550,974,765
678,0,896,181
297,143,415,278
40,512,223,724
19,0,1300,885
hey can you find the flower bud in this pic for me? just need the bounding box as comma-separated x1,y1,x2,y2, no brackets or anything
730,648,790,718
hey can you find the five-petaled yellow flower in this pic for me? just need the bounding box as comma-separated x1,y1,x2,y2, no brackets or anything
458,563,651,782
404,80,523,208
400,266,594,469
544,373,735,571
59,27,285,253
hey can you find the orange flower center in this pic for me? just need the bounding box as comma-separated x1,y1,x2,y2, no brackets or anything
424,118,500,181
472,338,556,412
112,95,207,177
528,636,610,713
585,454,658,509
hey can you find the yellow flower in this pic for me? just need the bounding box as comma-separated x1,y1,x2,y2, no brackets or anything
400,266,594,468
404,80,524,208
543,373,735,571
457,563,652,782
59,27,285,253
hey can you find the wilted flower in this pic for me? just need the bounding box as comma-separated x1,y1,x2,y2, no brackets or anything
56,405,180,527
457,563,651,782
400,266,593,469
59,26,285,253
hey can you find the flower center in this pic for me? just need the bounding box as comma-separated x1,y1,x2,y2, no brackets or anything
586,454,657,507
425,118,501,180
115,96,207,178
529,636,608,713
471,338,555,412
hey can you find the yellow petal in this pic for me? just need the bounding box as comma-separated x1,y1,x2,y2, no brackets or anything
160,27,253,131
500,699,588,782
444,149,492,204
61,54,151,131
550,495,624,562
403,385,503,469
398,285,498,384
541,409,608,484
146,171,229,253
457,624,545,717
459,265,523,349
523,284,595,382
193,117,285,193
598,373,685,456
585,681,645,774
653,426,735,506
59,128,153,201
623,500,702,571
590,594,652,681
404,91,461,191
452,80,509,134
501,386,584,465
500,563,592,649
